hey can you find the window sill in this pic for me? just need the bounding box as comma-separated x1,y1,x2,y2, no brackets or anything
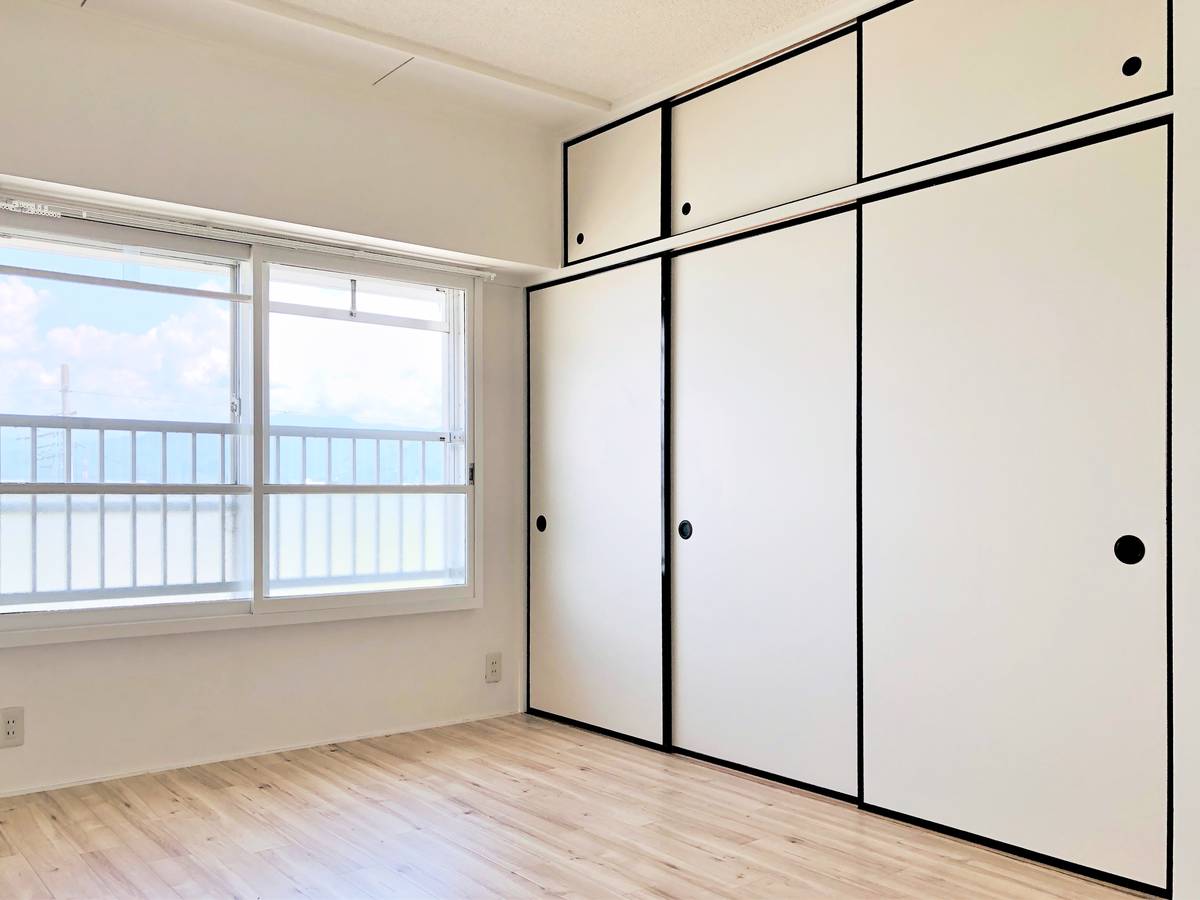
0,591,482,649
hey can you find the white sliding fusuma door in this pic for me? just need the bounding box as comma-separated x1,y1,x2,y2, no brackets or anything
672,212,857,795
528,260,664,744
861,0,1168,177
862,125,1169,890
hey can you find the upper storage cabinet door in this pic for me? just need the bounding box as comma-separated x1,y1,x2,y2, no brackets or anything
861,0,1169,178
565,108,663,263
671,31,857,233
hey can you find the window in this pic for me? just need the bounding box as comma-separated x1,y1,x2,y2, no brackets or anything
0,221,477,631
0,232,252,614
263,261,470,602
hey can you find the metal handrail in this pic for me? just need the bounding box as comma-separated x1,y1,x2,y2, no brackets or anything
0,413,465,605
0,413,461,442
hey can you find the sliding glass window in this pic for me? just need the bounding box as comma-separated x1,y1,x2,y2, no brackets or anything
0,231,252,614
0,222,476,627
262,260,471,605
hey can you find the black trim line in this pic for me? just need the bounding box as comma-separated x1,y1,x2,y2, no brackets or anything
857,0,911,23
674,748,858,804
857,0,1172,183
567,234,666,269
860,804,1168,898
564,0,1173,271
860,92,1171,184
660,104,672,241
665,181,854,246
529,115,1174,896
526,708,665,752
671,25,856,109
1167,0,1174,96
523,288,532,713
564,103,669,268
858,116,1174,898
562,23,855,269
539,119,1169,290
566,90,1170,269
855,202,864,803
525,257,671,751
563,103,662,149
528,249,666,293
532,199,855,294
860,116,1171,207
1165,115,1174,899
855,23,863,183
660,258,673,750
667,203,854,260
560,140,568,268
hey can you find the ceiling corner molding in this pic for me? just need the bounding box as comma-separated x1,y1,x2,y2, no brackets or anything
225,0,612,111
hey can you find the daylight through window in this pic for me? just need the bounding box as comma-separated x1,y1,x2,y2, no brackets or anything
0,223,474,621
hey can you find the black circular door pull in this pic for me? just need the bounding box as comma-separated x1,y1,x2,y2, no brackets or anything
535,515,547,533
681,202,692,216
575,232,585,245
1122,56,1143,77
678,520,693,540
1114,534,1145,565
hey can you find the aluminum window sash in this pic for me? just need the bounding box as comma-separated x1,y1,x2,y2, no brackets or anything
268,425,458,442
262,484,470,496
0,484,251,495
0,582,246,608
0,263,251,303
0,598,253,633
0,414,243,433
259,246,477,292
0,209,252,261
267,301,449,332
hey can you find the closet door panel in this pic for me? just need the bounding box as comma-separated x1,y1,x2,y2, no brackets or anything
862,126,1169,888
529,260,663,743
862,0,1168,177
566,110,663,263
673,213,857,794
671,32,857,233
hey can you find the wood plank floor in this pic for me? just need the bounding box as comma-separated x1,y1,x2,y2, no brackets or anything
0,714,1142,899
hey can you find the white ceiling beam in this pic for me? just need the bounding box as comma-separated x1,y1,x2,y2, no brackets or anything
226,0,612,111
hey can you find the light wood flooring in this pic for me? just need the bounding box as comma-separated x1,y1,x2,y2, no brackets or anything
0,714,1143,899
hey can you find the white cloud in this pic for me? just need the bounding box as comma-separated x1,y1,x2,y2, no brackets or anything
268,314,447,429
0,280,231,422
0,274,450,432
0,277,42,353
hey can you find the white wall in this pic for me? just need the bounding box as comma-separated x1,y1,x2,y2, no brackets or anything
0,0,558,268
0,279,527,796
1172,3,1199,896
0,0,538,798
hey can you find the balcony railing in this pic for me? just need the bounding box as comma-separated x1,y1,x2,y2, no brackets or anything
0,413,466,610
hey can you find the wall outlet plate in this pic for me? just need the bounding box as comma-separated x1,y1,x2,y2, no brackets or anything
1,707,23,748
485,652,502,684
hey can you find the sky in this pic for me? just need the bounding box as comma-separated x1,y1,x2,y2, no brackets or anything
0,242,466,598
0,242,460,485
0,244,453,425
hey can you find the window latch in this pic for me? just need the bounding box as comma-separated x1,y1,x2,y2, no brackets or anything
469,463,475,485
230,397,241,418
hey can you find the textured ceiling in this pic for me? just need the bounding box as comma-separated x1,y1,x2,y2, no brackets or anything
274,0,844,103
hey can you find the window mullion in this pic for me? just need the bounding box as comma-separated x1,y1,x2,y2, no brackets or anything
251,249,268,613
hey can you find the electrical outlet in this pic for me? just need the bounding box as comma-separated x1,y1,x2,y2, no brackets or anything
485,652,502,684
1,707,23,748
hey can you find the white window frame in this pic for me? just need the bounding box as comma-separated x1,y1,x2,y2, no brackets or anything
0,216,485,648
252,245,481,616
